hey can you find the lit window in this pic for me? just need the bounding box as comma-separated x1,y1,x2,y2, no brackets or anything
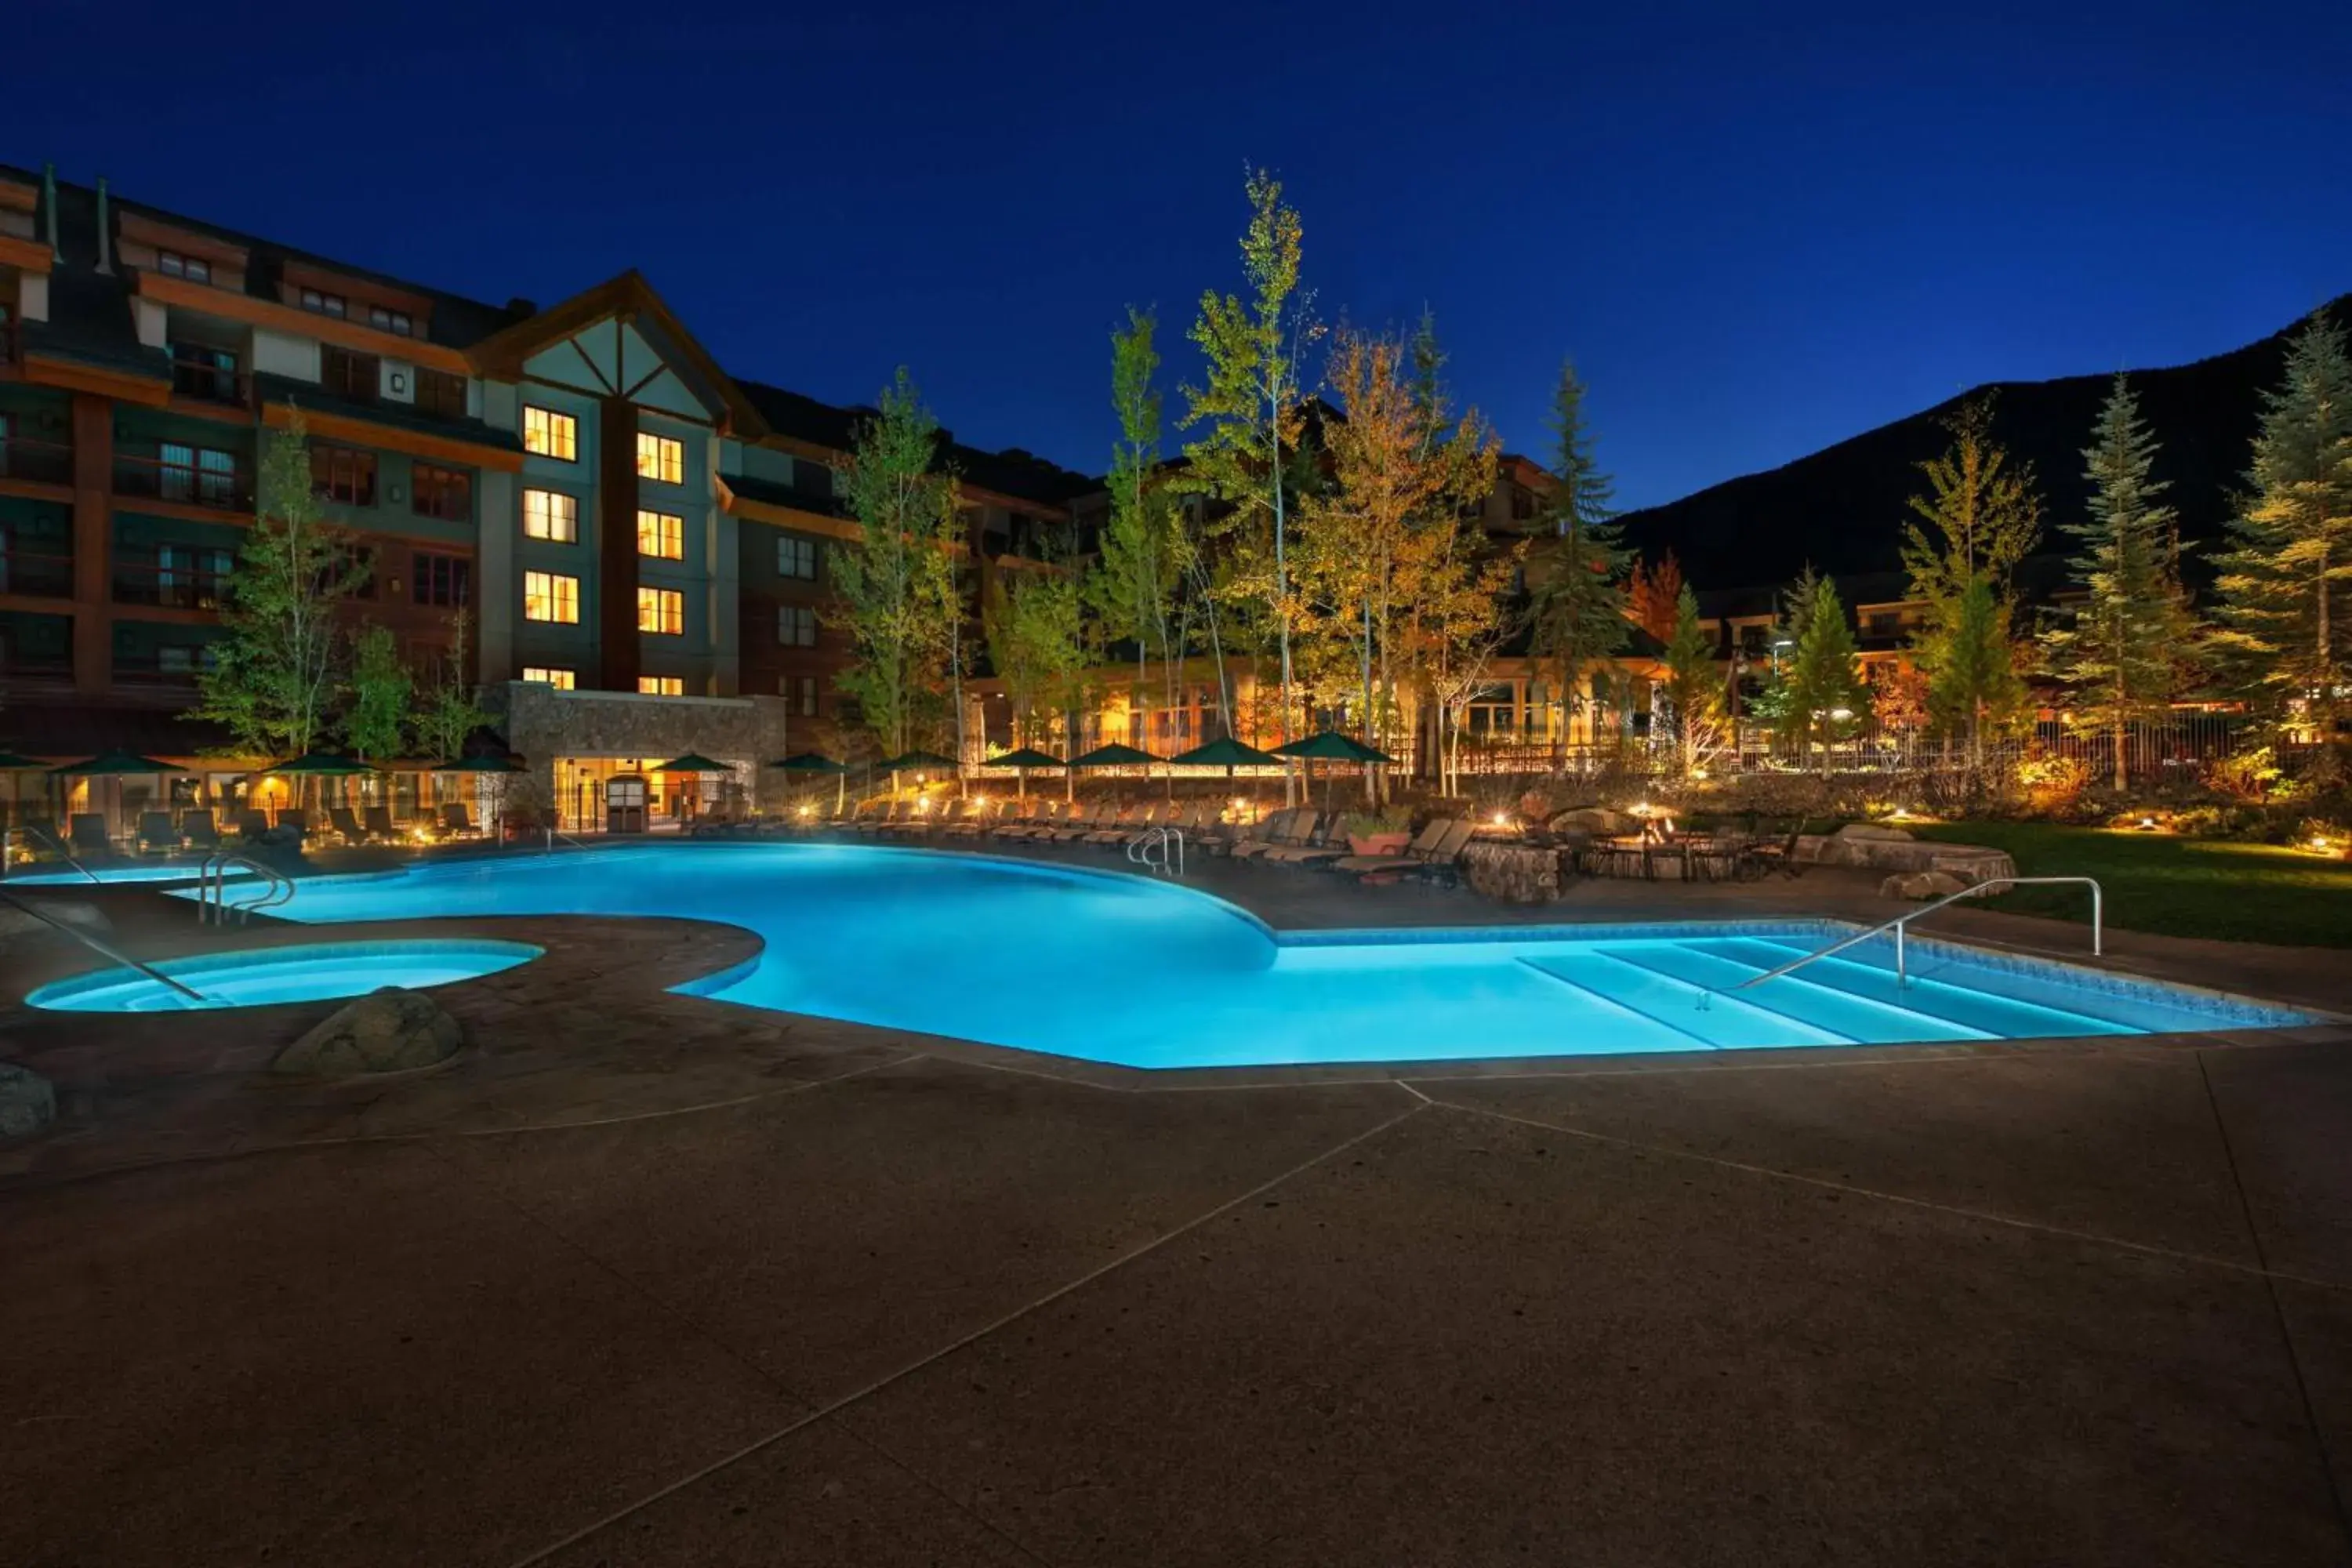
776,535,817,579
776,605,816,647
637,586,684,635
637,676,684,696
524,571,579,624
523,406,578,461
521,666,575,690
366,304,414,336
636,509,684,560
299,287,348,319
523,488,578,543
157,250,212,285
635,432,684,485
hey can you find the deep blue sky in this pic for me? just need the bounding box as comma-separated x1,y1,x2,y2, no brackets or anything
12,1,2350,508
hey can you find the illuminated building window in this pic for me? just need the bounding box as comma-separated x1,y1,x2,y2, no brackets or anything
524,571,579,623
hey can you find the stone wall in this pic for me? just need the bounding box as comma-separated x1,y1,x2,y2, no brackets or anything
485,683,797,812
1462,841,1566,903
1797,825,2017,886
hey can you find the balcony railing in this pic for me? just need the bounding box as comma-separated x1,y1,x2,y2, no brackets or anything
0,436,74,487
113,561,229,612
169,355,252,408
0,550,75,601
113,655,208,690
113,453,252,513
0,655,75,695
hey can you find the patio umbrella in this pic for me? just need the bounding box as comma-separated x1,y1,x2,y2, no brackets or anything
432,753,527,773
770,752,852,813
263,751,375,775
987,745,1064,800
1069,742,1163,803
653,752,734,775
1272,731,1396,810
1169,735,1283,815
51,750,179,840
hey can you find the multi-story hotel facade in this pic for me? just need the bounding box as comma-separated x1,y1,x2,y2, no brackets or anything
0,165,1092,829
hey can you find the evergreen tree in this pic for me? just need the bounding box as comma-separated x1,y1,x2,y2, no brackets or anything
1903,393,2044,604
190,411,366,759
1523,360,1627,761
2210,314,2352,738
1776,575,1867,778
1929,575,2025,764
1661,585,1722,776
831,368,960,757
1746,564,1820,748
2042,374,2201,787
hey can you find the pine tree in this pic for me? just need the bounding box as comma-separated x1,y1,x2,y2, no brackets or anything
1661,585,1721,776
1929,575,2024,765
2211,314,2352,739
831,369,961,759
1777,575,1867,779
1523,360,1627,761
2042,374,2201,787
190,410,366,759
1746,564,1820,749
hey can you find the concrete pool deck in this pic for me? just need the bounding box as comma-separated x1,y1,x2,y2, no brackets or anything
2,840,2350,1565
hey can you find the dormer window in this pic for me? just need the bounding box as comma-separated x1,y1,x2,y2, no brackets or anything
299,287,348,320
367,304,414,337
156,250,211,285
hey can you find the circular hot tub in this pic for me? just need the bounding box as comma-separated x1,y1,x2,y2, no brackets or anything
26,939,542,1013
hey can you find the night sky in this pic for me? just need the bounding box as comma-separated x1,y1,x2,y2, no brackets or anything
13,1,2350,508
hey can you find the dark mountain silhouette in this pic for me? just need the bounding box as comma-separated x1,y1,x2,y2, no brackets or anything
1617,294,2352,596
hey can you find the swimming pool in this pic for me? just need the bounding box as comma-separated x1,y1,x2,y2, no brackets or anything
27,938,543,1013
8,862,249,886
173,844,2307,1068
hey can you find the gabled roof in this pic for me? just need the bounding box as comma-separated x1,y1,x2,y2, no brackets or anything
465,270,764,433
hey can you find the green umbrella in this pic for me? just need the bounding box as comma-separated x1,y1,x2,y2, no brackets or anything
769,753,851,815
432,753,527,773
986,745,1064,800
654,753,734,775
0,750,49,770
1272,731,1394,811
1068,742,1162,768
50,749,176,775
1168,737,1280,768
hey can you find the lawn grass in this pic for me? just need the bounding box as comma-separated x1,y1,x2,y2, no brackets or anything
1910,821,2352,947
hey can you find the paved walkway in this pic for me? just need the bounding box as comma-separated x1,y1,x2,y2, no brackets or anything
1,840,2349,1565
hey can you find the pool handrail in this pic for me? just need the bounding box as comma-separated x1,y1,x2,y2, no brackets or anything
1732,875,2104,992
198,851,294,925
9,826,103,884
0,887,212,1004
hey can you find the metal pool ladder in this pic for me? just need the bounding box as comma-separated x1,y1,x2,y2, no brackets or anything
0,887,212,1004
1733,875,2104,993
197,851,294,925
1127,825,1185,878
5,826,102,884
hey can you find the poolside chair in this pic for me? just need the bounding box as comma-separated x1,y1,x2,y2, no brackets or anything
989,799,1051,838
136,811,181,856
939,797,996,838
363,804,397,843
439,802,477,837
1231,809,1317,862
327,806,367,845
69,812,117,858
277,808,313,841
232,808,270,841
1742,818,1808,880
1333,817,1464,878
1007,800,1072,840
1261,811,1356,867
182,808,220,852
852,800,902,836
1209,806,1287,857
1049,799,1116,842
1087,800,1158,845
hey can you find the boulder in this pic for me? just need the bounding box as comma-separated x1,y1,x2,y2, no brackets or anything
1838,822,1915,842
1880,869,1969,901
273,986,463,1077
0,1062,55,1139
1464,842,1566,903
1552,807,1634,836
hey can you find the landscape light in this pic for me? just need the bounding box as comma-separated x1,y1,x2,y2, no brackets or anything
1490,811,1508,827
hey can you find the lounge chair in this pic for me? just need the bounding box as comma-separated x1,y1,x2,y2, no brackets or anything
939,798,996,838
277,808,313,840
852,800,902,836
182,808,220,852
1261,811,1353,866
232,808,270,840
439,802,477,837
1002,800,1069,840
1087,800,1157,845
363,805,397,843
70,812,116,858
1231,809,1317,862
1742,818,1807,880
1334,818,1468,878
328,806,367,845
1048,800,1116,842
136,811,181,855
989,800,1051,838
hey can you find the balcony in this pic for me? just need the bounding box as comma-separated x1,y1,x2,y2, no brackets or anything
111,654,208,700
0,652,74,697
114,452,252,514
169,352,252,409
0,550,75,601
114,560,228,612
0,435,74,488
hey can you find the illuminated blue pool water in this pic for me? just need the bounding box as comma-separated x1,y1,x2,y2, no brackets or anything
160,844,2307,1068
28,939,542,1013
8,862,250,886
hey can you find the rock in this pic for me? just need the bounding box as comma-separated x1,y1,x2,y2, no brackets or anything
1464,842,1566,903
273,986,463,1077
1880,870,1969,901
1838,822,1914,842
0,1062,56,1139
1552,807,1634,836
